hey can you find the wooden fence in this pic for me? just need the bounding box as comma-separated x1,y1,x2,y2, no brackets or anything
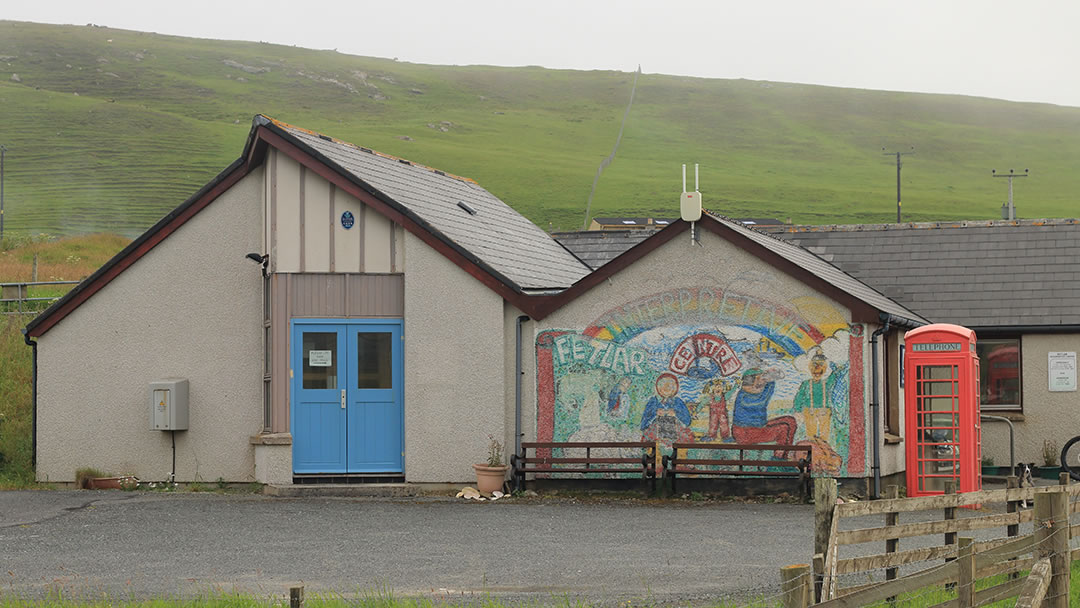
779,475,1079,607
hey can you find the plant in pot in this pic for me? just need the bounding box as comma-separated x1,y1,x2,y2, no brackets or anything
75,467,139,490
1040,439,1061,478
473,434,509,495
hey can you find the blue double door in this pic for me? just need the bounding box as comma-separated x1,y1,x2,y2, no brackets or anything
291,319,403,474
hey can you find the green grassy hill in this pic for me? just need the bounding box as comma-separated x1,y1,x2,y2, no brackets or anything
1,20,1079,236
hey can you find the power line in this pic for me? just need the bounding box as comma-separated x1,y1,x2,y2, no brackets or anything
882,146,914,223
992,168,1028,220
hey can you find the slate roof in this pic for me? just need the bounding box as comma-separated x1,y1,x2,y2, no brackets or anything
278,121,590,291
761,219,1080,328
555,214,928,325
717,215,926,324
551,229,657,269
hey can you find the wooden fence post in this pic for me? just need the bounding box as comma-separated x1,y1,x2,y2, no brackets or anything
957,537,975,608
1034,486,1070,608
813,477,837,602
1006,475,1020,580
943,480,957,590
290,585,304,608
883,485,900,605
812,553,825,605
780,563,810,608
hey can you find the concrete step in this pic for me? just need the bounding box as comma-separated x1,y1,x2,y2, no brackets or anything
265,482,459,498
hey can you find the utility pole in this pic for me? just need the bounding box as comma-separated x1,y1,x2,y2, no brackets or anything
992,168,1028,220
882,147,914,223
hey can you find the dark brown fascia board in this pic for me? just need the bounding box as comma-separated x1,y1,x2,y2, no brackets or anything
254,125,549,318
527,215,881,323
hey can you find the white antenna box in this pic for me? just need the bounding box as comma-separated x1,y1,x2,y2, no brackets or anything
680,164,702,221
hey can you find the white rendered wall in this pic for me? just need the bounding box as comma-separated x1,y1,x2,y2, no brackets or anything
36,169,265,483
403,231,506,482
980,333,1080,468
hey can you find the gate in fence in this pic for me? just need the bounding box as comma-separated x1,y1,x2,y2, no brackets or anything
0,280,78,314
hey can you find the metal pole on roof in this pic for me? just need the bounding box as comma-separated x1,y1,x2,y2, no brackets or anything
882,147,914,223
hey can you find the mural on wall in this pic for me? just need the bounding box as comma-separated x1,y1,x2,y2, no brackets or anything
536,285,866,476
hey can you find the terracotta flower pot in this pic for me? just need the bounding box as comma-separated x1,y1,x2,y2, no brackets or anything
87,476,138,490
473,464,509,494
88,477,122,490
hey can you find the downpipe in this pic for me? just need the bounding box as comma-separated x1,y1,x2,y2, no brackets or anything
21,329,37,469
514,315,530,459
870,318,891,499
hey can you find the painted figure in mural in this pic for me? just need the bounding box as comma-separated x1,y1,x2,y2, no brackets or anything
605,376,633,420
701,378,731,441
793,347,841,442
730,367,797,459
640,373,694,444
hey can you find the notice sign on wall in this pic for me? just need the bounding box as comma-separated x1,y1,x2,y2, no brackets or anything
1048,351,1076,392
309,350,333,367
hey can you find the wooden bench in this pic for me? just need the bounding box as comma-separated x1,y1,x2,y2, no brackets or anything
511,441,657,493
663,442,812,501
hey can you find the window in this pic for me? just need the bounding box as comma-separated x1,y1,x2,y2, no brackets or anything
977,338,1021,410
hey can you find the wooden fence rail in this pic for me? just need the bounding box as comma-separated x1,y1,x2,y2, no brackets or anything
788,476,1077,608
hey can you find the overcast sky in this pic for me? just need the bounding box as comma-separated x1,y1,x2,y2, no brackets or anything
10,0,1080,107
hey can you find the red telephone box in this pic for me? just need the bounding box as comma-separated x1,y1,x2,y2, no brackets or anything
904,324,981,497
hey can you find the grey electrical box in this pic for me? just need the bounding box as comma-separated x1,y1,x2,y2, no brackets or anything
150,378,189,431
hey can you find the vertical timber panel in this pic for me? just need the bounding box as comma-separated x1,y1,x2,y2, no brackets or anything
358,205,366,272
303,168,331,272
289,274,403,318
364,206,392,272
270,273,291,433
328,185,336,273
298,165,306,272
274,153,302,272
334,190,363,273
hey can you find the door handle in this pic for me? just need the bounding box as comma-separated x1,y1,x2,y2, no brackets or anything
341,389,346,409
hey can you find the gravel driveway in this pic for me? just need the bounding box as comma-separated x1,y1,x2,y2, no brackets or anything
0,490,816,605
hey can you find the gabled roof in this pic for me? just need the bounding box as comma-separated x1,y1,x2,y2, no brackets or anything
544,213,928,326
762,219,1080,329
26,116,590,337
277,122,589,291
551,229,659,269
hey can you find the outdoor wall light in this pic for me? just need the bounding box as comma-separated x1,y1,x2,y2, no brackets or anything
246,253,269,277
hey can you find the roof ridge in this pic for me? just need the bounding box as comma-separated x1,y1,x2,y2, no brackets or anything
262,115,479,185
766,217,1080,233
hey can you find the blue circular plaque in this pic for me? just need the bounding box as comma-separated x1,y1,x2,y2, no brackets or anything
341,210,355,229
